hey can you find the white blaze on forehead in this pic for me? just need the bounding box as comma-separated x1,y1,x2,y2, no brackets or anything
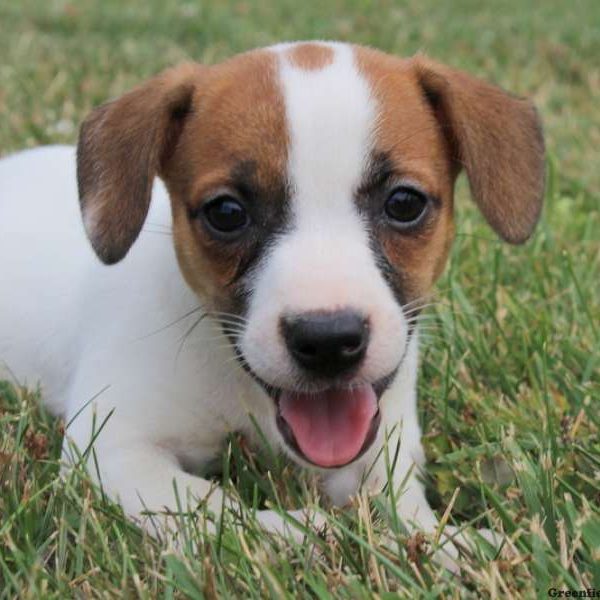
267,42,387,308
240,43,406,391
276,43,376,225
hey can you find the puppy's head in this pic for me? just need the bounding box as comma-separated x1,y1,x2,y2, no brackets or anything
77,43,544,469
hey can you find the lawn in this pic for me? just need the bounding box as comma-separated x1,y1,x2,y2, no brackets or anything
1,0,599,597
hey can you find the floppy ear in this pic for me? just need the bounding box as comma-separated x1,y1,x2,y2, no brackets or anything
414,57,545,244
77,64,200,264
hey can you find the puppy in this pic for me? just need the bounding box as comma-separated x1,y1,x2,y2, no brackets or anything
0,42,544,565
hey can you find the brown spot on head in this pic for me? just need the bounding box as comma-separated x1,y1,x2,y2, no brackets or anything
286,42,334,71
355,46,456,303
165,50,290,311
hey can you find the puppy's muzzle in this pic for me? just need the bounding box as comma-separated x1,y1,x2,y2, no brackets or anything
280,310,369,378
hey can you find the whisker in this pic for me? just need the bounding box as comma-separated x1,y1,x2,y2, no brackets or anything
139,306,205,340
146,221,172,230
207,311,249,324
402,296,433,310
217,323,247,333
142,229,173,237
403,303,438,317
175,313,210,363
405,311,439,322
216,319,247,328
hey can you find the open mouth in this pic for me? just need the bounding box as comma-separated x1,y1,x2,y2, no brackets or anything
229,341,399,469
276,384,383,468
247,368,396,469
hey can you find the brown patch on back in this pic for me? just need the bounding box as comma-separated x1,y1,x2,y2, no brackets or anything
355,46,456,301
286,43,334,71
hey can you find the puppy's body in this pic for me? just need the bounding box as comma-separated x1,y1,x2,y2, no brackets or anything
0,144,423,527
0,42,544,563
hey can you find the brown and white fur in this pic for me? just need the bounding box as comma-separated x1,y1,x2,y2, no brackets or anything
0,42,544,568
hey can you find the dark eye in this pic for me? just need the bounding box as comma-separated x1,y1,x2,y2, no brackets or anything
384,187,429,227
203,195,249,235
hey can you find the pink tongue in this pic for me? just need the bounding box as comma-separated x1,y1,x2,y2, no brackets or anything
279,385,377,468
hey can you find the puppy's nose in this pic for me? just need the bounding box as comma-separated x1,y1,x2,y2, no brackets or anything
281,310,369,377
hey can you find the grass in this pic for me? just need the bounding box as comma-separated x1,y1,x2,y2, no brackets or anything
1,0,599,597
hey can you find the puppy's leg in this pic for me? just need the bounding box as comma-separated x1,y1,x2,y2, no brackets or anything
65,435,322,546
90,441,224,537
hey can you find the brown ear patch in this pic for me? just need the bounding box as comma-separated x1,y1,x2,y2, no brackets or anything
77,63,201,264
414,56,545,244
354,45,545,305
286,43,334,71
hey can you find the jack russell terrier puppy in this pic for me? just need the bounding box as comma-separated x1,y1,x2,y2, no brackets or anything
0,42,544,566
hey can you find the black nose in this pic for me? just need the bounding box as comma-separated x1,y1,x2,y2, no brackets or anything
281,310,369,377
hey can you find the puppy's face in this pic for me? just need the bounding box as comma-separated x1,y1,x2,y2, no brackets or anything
77,43,544,469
